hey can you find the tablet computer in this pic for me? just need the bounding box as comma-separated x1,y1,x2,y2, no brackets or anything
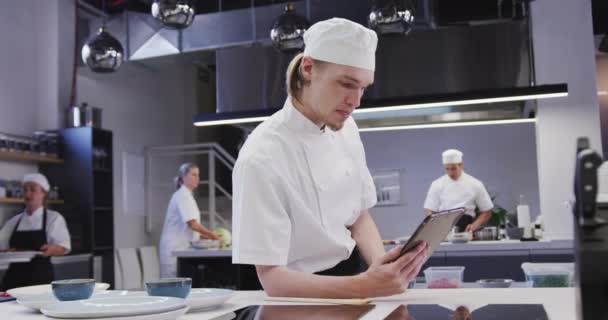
397,207,465,259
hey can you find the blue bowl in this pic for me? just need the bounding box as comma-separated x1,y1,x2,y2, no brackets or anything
145,278,192,298
52,279,95,301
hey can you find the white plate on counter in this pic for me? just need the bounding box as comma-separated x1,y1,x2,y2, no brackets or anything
53,306,189,320
0,251,42,263
41,296,187,319
187,288,234,312
17,290,132,311
191,240,221,249
8,282,110,300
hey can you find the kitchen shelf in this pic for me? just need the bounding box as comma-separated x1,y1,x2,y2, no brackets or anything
0,151,63,164
40,128,115,288
0,198,64,205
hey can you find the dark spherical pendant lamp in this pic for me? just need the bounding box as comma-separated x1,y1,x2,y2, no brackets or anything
369,0,415,36
270,3,310,54
151,0,196,30
81,0,124,73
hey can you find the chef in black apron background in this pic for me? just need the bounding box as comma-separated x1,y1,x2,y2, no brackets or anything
0,173,71,290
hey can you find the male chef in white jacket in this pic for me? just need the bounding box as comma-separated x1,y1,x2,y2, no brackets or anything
232,18,429,299
424,149,494,232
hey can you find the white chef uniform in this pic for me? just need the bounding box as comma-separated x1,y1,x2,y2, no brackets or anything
232,97,377,273
0,207,71,252
423,172,494,217
159,185,201,277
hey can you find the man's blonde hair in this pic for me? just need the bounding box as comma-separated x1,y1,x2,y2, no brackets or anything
285,53,326,98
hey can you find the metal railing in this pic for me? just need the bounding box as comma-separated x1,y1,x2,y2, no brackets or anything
144,143,236,233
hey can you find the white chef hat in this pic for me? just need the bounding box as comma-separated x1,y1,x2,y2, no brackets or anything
303,18,378,71
442,149,463,164
22,173,50,192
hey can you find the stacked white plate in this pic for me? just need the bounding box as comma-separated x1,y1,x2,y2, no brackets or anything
186,288,234,312
17,288,234,320
17,290,132,311
8,283,110,300
0,251,42,263
40,296,189,320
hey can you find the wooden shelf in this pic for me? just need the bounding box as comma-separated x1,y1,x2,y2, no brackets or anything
0,198,65,205
0,151,63,164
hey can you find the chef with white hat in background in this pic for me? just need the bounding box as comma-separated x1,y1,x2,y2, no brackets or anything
424,149,494,232
232,17,429,299
0,173,71,290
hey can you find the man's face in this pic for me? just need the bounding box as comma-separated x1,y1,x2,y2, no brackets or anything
444,163,463,179
302,58,374,131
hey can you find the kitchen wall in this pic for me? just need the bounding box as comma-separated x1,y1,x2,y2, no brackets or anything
0,0,73,224
362,122,540,239
532,0,603,239
76,61,198,288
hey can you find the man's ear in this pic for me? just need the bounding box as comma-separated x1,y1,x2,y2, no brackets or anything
300,56,314,82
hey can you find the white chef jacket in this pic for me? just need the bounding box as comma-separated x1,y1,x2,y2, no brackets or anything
159,185,200,276
423,172,493,218
232,97,377,273
0,207,71,253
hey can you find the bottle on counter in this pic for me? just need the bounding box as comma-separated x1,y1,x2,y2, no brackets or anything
534,223,543,240
499,224,509,240
517,194,531,229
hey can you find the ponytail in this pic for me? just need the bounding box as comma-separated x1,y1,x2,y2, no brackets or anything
285,53,328,99
286,53,305,98
174,176,183,190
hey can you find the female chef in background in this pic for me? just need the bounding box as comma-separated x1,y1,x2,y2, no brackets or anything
0,173,71,290
159,163,219,278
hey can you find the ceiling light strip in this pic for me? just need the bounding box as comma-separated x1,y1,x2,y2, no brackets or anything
358,118,537,132
194,116,270,127
193,84,567,127
354,92,567,114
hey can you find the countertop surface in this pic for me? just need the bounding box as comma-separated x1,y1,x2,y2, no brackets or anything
0,288,577,320
174,239,574,258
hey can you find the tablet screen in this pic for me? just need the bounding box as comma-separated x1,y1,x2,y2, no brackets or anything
397,207,465,258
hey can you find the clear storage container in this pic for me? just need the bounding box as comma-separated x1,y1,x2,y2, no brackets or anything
521,262,574,287
424,266,465,289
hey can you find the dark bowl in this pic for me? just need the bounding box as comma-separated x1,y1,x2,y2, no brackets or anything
51,279,95,301
477,279,513,288
145,278,192,298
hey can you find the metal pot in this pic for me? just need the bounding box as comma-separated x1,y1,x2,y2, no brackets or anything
82,104,102,128
474,227,498,241
66,105,82,128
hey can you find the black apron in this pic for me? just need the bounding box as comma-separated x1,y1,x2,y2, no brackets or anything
1,209,54,290
315,247,367,276
455,214,474,233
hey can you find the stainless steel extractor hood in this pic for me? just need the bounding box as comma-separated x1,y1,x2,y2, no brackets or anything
77,0,569,129
193,84,568,129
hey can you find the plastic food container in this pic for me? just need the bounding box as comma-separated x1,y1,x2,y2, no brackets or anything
424,266,465,289
521,262,574,287
448,232,472,243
